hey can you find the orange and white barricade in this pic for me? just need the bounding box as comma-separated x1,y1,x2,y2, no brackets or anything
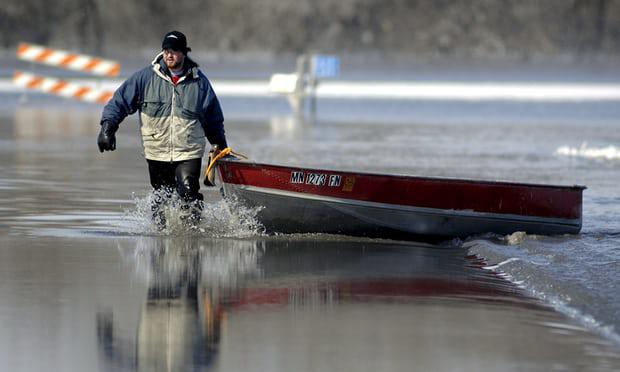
14,43,120,104
17,43,120,77
13,71,114,104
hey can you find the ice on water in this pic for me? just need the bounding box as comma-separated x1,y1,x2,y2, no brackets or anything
555,143,620,161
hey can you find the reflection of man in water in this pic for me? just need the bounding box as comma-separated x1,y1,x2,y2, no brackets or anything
96,281,223,371
96,240,227,371
97,31,228,228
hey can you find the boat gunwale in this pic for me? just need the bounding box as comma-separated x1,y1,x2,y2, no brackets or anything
218,158,587,192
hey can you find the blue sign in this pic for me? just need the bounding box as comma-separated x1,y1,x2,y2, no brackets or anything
311,55,340,78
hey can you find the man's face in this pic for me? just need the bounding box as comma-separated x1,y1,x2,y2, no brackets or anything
163,48,185,70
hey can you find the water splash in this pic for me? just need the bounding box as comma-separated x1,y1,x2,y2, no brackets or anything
504,231,528,245
555,143,620,161
121,189,265,237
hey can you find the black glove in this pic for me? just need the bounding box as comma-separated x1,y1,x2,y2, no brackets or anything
97,121,119,153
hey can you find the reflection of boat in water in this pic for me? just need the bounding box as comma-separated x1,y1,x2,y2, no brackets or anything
218,240,524,310
217,158,585,239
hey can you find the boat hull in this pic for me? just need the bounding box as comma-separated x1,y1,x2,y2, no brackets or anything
217,159,584,239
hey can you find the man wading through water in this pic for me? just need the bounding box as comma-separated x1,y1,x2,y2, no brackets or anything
97,31,227,229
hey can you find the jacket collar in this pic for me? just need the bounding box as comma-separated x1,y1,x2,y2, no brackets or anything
151,52,199,82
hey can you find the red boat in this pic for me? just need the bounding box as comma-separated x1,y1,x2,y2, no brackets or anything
216,158,585,239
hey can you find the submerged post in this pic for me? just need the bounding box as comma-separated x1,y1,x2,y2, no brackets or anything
268,53,339,118
268,54,308,116
290,54,309,115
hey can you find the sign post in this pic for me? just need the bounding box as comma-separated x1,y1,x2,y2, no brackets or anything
308,54,340,116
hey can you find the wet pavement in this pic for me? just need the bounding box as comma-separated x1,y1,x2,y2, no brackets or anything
1,99,620,371
2,235,620,372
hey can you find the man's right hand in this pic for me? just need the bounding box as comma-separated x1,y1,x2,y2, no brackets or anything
97,121,118,152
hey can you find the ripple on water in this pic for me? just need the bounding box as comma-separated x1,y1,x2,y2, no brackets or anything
466,233,620,346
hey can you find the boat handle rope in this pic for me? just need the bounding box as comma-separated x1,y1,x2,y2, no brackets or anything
204,147,248,178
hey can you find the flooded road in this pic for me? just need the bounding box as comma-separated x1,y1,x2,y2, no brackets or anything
2,235,620,372
1,88,620,371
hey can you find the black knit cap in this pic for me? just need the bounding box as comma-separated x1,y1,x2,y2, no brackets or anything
162,31,192,53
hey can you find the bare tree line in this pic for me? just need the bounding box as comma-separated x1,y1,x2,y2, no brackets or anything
1,0,618,59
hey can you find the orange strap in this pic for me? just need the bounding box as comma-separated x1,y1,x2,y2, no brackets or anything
204,147,248,178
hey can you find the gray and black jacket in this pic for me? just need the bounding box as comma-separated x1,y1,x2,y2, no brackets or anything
100,53,227,161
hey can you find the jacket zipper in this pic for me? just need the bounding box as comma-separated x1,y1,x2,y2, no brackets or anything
170,82,175,162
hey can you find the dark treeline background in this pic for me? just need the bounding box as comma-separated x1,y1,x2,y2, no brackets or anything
2,0,619,61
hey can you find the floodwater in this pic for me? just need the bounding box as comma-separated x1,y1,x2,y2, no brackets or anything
1,65,620,371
